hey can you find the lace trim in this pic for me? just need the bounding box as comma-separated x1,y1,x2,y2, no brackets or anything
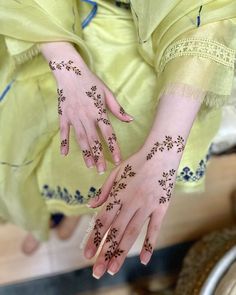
160,38,236,72
14,44,40,65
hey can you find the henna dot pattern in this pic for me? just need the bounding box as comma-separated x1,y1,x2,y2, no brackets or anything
86,86,111,126
158,169,176,204
108,133,117,153
94,187,101,201
144,238,153,253
92,140,103,163
146,136,185,160
119,106,126,116
49,60,81,75
105,228,124,261
61,139,67,148
93,219,103,247
106,164,136,211
82,149,92,159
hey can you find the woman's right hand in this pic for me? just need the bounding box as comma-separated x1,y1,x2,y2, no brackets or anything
39,41,134,174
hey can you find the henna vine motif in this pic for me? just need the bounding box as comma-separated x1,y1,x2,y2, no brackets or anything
82,149,92,159
146,136,185,160
158,169,176,204
49,60,81,75
144,238,153,253
93,219,103,247
57,88,66,115
105,228,124,261
108,133,117,153
86,86,110,126
92,140,102,163
61,139,67,148
106,164,136,211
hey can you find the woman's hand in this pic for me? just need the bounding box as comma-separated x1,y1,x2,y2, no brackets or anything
83,88,203,279
83,134,184,278
40,41,134,174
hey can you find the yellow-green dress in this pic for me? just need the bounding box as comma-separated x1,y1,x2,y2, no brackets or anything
0,0,235,240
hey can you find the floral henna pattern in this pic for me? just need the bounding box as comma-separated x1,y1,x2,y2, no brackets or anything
158,169,176,204
86,86,111,126
57,88,66,116
82,149,92,159
105,228,124,261
93,219,103,247
106,164,136,211
49,60,81,75
108,133,117,153
144,238,153,253
146,136,185,160
92,140,102,163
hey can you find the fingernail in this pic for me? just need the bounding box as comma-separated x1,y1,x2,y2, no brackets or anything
107,261,118,275
98,164,105,174
93,264,106,279
86,203,92,208
114,155,121,165
85,249,94,259
87,158,94,168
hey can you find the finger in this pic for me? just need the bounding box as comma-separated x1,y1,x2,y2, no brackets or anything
140,209,164,266
97,116,122,165
71,119,95,168
84,193,124,260
60,118,70,156
91,202,137,279
104,88,134,123
106,208,150,276
80,119,107,175
88,165,120,208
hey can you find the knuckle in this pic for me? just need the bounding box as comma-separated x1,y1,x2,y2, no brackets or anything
127,225,138,237
77,131,86,141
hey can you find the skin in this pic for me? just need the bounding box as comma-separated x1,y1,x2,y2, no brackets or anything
40,42,134,174
84,91,203,279
40,41,204,279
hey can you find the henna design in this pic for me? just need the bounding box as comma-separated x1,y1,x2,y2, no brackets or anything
106,164,136,211
105,228,124,261
108,133,117,153
49,60,81,75
119,106,126,116
146,136,185,160
94,188,101,201
82,149,92,158
158,169,176,204
144,238,153,253
92,140,102,163
93,219,103,247
61,139,67,147
57,88,66,115
86,86,111,126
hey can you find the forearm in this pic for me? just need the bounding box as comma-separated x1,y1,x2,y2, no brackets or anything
142,93,203,167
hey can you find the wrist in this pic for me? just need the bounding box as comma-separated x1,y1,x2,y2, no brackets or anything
39,41,87,74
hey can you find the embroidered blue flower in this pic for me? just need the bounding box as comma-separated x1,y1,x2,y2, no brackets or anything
41,185,99,205
176,151,211,183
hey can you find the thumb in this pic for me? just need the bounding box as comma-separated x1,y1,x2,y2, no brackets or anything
104,88,134,123
87,166,120,208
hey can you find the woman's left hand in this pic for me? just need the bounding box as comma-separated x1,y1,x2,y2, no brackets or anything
83,136,183,279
